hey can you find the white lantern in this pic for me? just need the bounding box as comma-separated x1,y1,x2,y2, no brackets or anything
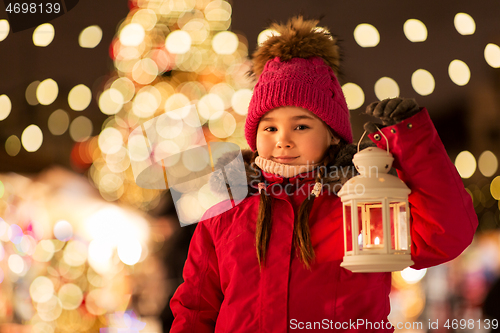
337,134,413,272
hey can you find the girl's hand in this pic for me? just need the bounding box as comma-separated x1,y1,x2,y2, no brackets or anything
363,97,420,134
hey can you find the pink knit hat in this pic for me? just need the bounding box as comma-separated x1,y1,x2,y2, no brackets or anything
244,17,353,152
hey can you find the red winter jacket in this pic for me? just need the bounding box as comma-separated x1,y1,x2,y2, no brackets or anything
169,109,478,332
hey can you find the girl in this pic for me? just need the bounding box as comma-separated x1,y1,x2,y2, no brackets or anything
169,16,478,332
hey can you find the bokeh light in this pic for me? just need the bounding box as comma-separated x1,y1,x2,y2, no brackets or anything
342,83,365,110
0,19,9,42
30,276,55,303
401,267,427,284
484,43,500,68
353,23,380,47
208,111,236,138
374,77,400,100
69,116,93,142
5,135,21,156
165,30,192,54
454,13,476,35
63,241,88,266
58,283,83,310
21,124,43,152
8,254,24,274
79,25,103,48
257,29,279,45
48,109,70,135
455,151,476,178
99,89,124,115
448,59,470,86
36,78,59,105
98,127,124,155
33,23,55,47
403,19,427,42
0,94,12,121
117,239,142,265
25,80,40,106
132,8,157,31
119,23,145,46
8,224,23,244
53,220,73,241
231,89,252,115
491,176,500,200
68,84,92,111
212,31,238,54
478,151,498,177
411,69,435,96
32,240,55,262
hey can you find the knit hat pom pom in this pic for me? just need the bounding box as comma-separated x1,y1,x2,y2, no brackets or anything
252,16,341,78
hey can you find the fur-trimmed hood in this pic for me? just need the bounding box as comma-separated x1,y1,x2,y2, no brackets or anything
208,142,377,200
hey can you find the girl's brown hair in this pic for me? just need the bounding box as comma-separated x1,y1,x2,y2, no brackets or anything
251,142,346,270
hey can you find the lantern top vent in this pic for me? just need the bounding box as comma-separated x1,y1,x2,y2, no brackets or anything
353,147,393,176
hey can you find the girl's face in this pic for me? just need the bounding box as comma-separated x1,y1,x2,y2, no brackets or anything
256,106,339,165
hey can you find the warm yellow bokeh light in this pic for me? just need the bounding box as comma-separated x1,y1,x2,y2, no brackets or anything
99,89,124,115
131,58,159,85
353,24,380,47
231,89,252,116
455,151,476,178
36,78,59,105
30,276,55,303
98,127,124,155
403,19,427,42
491,176,500,200
119,23,145,46
454,13,476,35
208,111,236,138
111,77,135,103
448,60,470,86
478,151,498,177
33,23,55,47
79,25,103,48
5,135,21,156
69,116,93,142
374,77,400,100
0,19,9,42
132,9,157,31
342,83,365,110
68,84,92,111
58,283,83,310
0,94,12,121
21,125,43,152
484,43,500,68
411,69,435,96
8,254,24,274
165,30,192,54
212,31,238,55
132,87,161,118
25,81,40,106
48,109,70,135
258,29,279,46
117,239,142,265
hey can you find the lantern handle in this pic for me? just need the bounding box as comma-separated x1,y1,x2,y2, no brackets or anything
357,125,390,154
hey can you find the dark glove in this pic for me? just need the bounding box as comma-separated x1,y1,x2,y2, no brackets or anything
363,98,420,134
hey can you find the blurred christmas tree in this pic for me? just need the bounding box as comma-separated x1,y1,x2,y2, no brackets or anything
87,0,254,212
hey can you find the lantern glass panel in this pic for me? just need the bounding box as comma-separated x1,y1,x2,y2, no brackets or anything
389,201,408,251
344,204,352,252
358,202,384,250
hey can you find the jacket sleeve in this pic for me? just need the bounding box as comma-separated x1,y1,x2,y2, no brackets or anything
170,215,223,332
368,108,478,269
